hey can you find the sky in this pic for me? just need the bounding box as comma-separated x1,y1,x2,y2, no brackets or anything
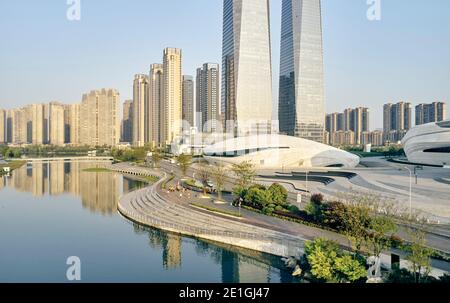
0,0,449,130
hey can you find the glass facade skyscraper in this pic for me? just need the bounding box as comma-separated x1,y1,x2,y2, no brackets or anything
221,0,273,135
278,0,325,143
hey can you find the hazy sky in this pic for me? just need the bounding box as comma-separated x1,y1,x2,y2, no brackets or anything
0,0,449,129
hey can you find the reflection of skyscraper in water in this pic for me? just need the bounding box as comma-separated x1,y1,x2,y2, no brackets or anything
221,250,240,283
32,162,44,197
49,161,65,195
79,162,119,214
6,161,118,214
0,176,5,191
221,250,272,283
162,233,182,269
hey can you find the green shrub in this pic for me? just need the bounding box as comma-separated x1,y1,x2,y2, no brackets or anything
268,183,288,205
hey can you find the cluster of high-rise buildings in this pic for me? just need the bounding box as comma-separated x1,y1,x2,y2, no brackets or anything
122,0,326,147
4,1,443,151
325,101,446,147
0,89,120,147
123,49,221,147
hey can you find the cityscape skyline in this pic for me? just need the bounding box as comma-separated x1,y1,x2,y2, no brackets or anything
1,1,449,131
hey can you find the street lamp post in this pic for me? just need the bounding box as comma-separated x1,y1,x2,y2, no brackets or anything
305,171,309,193
404,166,413,218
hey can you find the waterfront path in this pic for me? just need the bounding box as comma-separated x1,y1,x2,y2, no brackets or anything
118,175,306,257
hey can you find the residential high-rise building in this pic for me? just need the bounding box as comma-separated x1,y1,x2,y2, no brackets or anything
0,109,6,144
182,75,195,129
80,89,120,147
162,48,182,145
278,0,325,142
30,104,45,145
353,107,370,145
121,100,133,143
132,74,149,147
49,102,65,146
68,103,80,145
415,102,446,125
148,64,164,146
383,101,412,143
11,107,28,144
222,0,273,135
326,107,369,145
196,63,220,133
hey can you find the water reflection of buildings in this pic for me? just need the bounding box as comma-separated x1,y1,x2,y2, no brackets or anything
3,161,123,215
134,223,288,282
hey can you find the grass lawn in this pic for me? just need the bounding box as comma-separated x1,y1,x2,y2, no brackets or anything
190,203,242,218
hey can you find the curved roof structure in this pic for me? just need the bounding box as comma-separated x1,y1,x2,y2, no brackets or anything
402,120,450,166
203,134,360,169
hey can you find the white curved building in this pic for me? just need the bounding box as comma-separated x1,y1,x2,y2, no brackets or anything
402,120,450,166
203,134,360,169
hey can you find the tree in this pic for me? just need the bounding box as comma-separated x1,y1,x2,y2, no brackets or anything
334,255,367,282
197,163,211,195
231,161,256,189
151,148,163,168
401,215,434,283
176,154,192,177
305,194,325,221
340,203,371,254
268,183,288,205
366,216,397,258
212,164,227,200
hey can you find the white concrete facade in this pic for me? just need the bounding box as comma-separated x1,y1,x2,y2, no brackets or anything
203,134,360,169
402,120,450,166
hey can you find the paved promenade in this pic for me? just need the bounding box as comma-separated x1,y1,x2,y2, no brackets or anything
118,174,306,258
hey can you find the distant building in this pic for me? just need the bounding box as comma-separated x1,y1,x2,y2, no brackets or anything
383,102,412,143
149,63,164,146
132,74,149,147
121,100,133,143
49,102,65,146
196,63,220,133
182,75,195,130
30,104,45,145
80,89,120,147
162,48,183,145
0,109,5,144
326,107,369,145
415,102,446,126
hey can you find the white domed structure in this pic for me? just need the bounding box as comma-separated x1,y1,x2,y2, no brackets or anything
203,134,360,169
402,120,450,166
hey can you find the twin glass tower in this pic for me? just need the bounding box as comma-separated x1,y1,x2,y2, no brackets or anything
222,0,325,142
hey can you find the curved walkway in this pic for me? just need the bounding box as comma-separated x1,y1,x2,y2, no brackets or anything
118,174,306,258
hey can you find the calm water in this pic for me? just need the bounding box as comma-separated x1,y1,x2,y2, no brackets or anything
0,161,298,283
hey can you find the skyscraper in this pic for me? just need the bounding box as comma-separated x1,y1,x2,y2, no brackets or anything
162,48,182,145
182,75,194,129
49,102,65,146
416,102,446,125
0,109,6,144
148,64,164,146
196,63,220,133
68,103,80,145
121,100,133,143
132,74,149,147
222,0,273,135
30,104,45,145
80,89,120,147
278,0,325,143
